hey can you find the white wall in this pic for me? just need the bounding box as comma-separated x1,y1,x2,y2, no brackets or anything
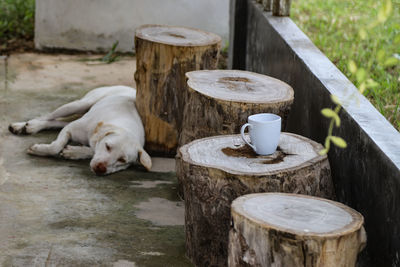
35,0,229,52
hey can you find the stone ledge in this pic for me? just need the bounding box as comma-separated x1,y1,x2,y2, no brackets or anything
229,0,400,266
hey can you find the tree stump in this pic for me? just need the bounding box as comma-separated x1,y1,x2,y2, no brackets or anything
229,193,367,267
134,24,221,155
176,133,335,267
272,0,292,16
179,70,294,146
263,0,272,11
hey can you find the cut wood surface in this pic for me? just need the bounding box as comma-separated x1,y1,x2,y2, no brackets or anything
229,193,367,267
135,25,221,47
176,133,334,267
179,70,294,146
134,24,221,155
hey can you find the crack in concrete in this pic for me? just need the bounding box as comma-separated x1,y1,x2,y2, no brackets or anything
0,159,10,186
44,246,53,267
0,55,6,90
4,55,8,91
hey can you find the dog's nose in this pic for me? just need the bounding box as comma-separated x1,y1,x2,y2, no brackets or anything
93,162,107,175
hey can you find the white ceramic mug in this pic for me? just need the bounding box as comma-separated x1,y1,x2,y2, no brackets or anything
240,113,281,155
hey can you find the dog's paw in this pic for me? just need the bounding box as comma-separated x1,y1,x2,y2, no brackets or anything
27,144,50,156
9,120,44,135
8,122,28,135
61,145,93,160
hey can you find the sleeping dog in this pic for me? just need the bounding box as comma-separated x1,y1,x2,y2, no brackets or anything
8,85,152,175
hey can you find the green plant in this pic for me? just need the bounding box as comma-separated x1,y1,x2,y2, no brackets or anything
0,0,35,43
100,41,120,64
78,41,121,64
319,0,398,155
222,41,229,54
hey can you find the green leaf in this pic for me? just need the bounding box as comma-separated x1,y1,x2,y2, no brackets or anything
359,29,368,40
377,49,386,62
101,41,119,63
321,108,336,118
366,79,379,89
330,136,347,148
384,0,393,17
356,68,367,83
319,148,328,156
321,108,341,127
395,35,400,45
348,60,357,74
384,57,398,67
378,8,386,23
359,82,367,94
368,20,379,29
378,0,392,23
330,94,341,105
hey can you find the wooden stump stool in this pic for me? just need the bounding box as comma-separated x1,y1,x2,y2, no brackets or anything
263,0,272,11
134,24,221,155
176,133,335,267
229,193,367,267
273,0,292,16
179,70,294,146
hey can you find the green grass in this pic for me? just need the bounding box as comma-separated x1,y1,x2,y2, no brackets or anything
291,0,400,130
0,0,35,51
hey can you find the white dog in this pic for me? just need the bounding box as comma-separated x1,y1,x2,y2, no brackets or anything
9,85,152,175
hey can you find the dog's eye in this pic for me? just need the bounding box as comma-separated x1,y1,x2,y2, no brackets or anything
117,157,126,163
105,143,112,152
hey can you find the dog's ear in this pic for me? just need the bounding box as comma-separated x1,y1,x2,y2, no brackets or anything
138,148,152,171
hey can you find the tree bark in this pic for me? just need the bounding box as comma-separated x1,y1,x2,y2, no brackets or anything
134,24,221,156
272,0,292,16
176,133,335,267
263,0,272,11
229,193,367,267
179,70,294,146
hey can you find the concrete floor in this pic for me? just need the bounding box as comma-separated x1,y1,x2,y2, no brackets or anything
0,53,191,266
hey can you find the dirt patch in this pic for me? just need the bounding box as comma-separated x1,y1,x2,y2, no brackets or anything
219,77,250,83
167,33,186,39
261,151,286,164
0,38,34,55
221,144,258,158
218,76,255,92
222,145,290,164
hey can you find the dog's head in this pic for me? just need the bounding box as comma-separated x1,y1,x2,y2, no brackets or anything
90,130,151,175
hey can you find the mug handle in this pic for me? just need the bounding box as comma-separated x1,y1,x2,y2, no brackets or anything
240,123,256,151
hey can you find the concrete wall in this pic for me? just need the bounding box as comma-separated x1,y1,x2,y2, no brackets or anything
35,0,229,52
230,0,400,266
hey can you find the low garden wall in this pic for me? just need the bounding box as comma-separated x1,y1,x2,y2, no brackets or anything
229,0,400,266
35,0,229,52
